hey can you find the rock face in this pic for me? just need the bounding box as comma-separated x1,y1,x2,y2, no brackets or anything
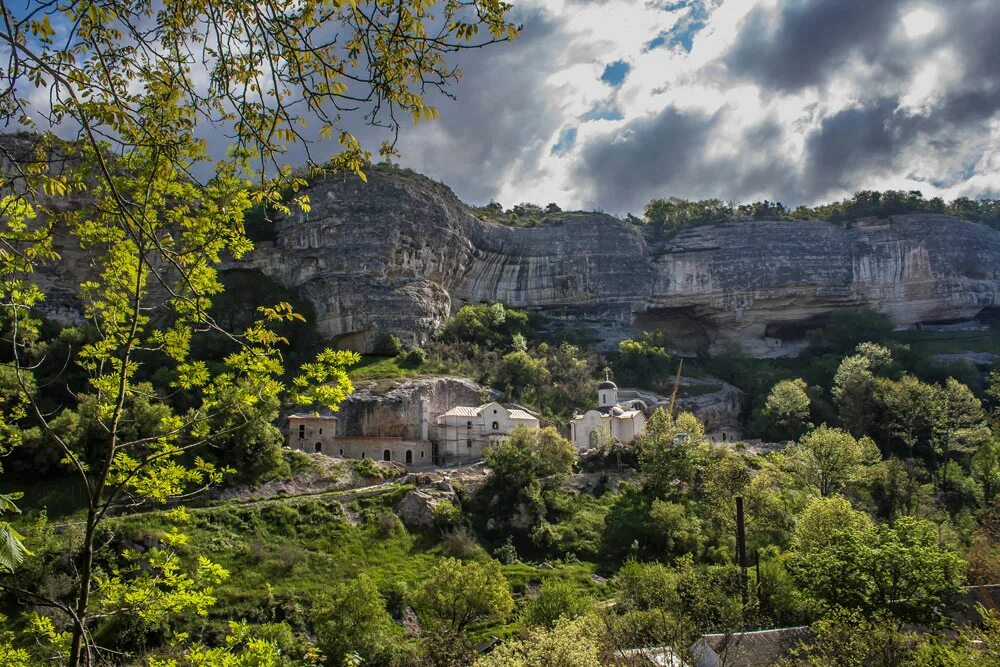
617,378,745,432
242,165,1000,357
336,376,494,440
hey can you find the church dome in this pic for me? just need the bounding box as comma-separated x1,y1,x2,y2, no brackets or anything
598,380,618,390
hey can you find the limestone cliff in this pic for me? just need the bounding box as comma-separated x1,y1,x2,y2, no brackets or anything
244,165,1000,357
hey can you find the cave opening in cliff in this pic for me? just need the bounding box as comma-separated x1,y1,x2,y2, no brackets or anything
765,314,831,343
633,307,712,353
976,307,1000,329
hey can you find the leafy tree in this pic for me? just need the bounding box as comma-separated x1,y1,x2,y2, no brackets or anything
932,378,989,468
497,350,549,400
794,607,914,667
972,437,1000,502
410,558,514,631
147,621,291,667
870,458,928,519
0,0,517,662
874,375,942,460
313,575,403,667
616,333,672,390
787,425,880,497
637,409,710,497
474,615,602,667
643,197,733,235
520,578,594,628
787,503,964,625
612,560,678,612
762,378,812,440
439,303,530,347
486,426,576,488
832,343,893,437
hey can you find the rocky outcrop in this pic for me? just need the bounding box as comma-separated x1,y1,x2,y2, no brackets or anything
242,165,1000,357
336,376,495,440
617,378,745,431
395,487,458,529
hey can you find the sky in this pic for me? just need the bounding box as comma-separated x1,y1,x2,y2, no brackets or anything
368,0,1000,215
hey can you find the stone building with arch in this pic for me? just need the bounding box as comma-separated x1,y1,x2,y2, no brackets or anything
286,413,432,466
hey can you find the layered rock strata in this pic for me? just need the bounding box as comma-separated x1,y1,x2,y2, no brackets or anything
244,165,1000,357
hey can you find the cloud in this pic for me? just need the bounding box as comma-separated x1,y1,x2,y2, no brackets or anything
184,0,1000,213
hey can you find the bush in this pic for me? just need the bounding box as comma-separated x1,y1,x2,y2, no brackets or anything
376,333,405,356
494,537,520,564
375,510,404,538
442,526,482,559
520,578,593,628
403,347,427,367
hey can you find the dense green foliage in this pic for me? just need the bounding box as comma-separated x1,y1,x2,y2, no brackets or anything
643,190,1000,236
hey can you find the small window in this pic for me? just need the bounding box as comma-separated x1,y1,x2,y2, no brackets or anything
420,451,424,458
319,428,323,435
493,409,497,414
361,451,366,459
298,424,305,439
339,448,344,455
492,421,499,430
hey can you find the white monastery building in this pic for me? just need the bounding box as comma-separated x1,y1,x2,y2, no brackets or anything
435,401,540,464
570,377,647,451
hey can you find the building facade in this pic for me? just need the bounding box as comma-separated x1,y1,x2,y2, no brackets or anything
286,414,432,466
435,401,540,465
569,380,647,451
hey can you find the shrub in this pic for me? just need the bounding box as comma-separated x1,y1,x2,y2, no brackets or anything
442,526,481,559
375,510,404,538
403,347,427,367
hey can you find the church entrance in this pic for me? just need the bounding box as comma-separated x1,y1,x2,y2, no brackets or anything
405,450,413,464
383,449,391,461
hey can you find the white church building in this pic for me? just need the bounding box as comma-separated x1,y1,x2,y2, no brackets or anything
569,378,647,451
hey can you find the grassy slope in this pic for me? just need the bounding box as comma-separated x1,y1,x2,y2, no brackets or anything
108,483,603,642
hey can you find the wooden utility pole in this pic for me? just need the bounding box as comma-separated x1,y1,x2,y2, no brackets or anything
667,359,683,417
736,496,748,607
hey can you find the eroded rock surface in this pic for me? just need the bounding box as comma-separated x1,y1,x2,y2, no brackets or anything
244,165,1000,357
336,376,495,439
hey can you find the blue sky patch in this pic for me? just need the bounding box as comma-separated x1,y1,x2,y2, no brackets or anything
581,104,624,122
645,0,708,52
551,127,578,156
601,60,631,87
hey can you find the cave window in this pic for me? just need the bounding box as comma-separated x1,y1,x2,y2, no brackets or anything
298,424,305,439
492,421,499,430
319,428,322,435
420,451,424,458
339,448,344,456
361,451,366,459
314,442,322,453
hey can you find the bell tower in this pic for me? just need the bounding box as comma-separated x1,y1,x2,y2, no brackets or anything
597,368,618,408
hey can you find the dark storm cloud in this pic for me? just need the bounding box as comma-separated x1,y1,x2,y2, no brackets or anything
573,107,716,210
390,7,574,204
725,0,908,92
569,0,1000,211
572,107,799,211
